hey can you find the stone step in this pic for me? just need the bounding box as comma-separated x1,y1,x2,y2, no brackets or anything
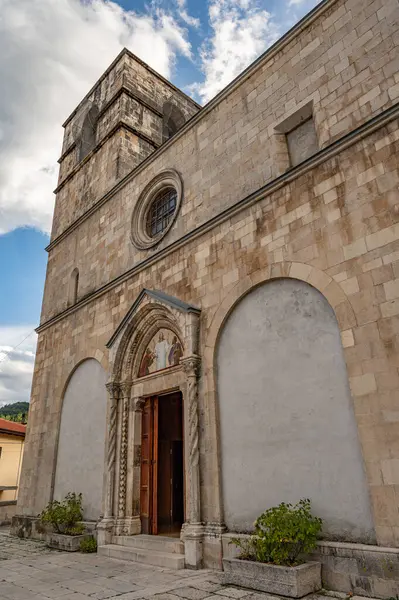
98,544,185,570
112,534,184,554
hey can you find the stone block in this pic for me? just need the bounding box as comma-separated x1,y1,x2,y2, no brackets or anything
344,238,367,260
341,276,360,295
381,299,399,318
47,532,94,551
222,558,321,598
381,459,399,485
10,515,49,541
341,329,355,348
350,373,377,397
384,278,399,300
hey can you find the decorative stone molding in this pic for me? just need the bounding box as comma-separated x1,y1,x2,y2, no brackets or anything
131,395,145,526
104,382,120,519
118,381,132,519
130,169,183,250
181,355,201,525
204,522,227,538
103,290,201,551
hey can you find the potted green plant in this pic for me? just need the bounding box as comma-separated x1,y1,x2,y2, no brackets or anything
39,492,94,551
223,499,323,598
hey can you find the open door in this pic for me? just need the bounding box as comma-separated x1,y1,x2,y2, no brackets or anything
140,393,183,535
140,397,158,534
152,397,158,535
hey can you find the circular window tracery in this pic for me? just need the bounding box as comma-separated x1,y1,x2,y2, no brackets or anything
131,169,183,250
146,187,177,238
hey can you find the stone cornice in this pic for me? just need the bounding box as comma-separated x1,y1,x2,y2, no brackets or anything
48,0,338,250
36,101,399,334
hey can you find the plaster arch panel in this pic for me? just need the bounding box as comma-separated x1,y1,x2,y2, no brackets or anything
53,358,107,520
216,277,375,542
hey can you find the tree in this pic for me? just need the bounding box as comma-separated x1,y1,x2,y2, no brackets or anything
0,402,29,424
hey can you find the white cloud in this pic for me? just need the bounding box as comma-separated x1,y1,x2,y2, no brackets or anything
176,0,201,28
0,0,192,235
191,0,280,103
0,326,37,407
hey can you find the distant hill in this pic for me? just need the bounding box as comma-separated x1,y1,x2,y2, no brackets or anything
0,402,29,423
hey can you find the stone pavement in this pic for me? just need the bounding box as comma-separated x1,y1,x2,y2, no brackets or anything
0,531,372,600
0,528,52,561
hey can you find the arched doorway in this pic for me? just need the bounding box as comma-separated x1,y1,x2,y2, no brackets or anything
99,289,202,567
53,358,107,520
217,278,375,542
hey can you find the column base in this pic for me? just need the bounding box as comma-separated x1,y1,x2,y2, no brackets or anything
203,522,227,569
182,522,204,569
204,522,227,537
97,517,115,546
115,516,141,536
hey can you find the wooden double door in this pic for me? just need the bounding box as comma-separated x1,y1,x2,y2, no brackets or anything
140,392,184,535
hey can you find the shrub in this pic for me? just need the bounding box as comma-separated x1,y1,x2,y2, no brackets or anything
79,536,97,553
39,492,83,535
232,499,322,566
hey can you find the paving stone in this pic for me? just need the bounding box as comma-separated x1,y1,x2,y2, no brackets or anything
188,580,223,592
216,588,250,599
0,532,51,562
151,594,183,600
172,587,214,600
57,594,92,600
87,589,122,600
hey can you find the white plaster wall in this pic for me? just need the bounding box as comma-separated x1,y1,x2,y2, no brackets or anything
53,358,107,520
217,278,375,542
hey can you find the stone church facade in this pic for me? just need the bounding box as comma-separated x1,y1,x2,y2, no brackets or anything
12,0,399,593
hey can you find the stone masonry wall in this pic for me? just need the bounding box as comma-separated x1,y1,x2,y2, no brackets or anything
44,0,399,320
51,128,155,242
19,113,399,551
15,0,399,567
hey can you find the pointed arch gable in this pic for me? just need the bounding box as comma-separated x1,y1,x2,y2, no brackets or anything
107,289,200,382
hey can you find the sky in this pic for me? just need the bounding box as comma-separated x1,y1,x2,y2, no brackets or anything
0,0,320,407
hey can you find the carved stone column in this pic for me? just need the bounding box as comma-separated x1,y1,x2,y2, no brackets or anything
116,381,132,535
119,395,145,535
181,355,204,568
97,381,120,546
126,396,146,535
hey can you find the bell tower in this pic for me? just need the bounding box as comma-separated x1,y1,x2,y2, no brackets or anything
51,49,200,242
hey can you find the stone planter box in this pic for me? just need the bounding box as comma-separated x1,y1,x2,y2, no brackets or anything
47,532,93,552
222,557,321,598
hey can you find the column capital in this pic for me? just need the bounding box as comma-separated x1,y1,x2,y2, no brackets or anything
119,381,132,398
106,381,120,399
133,396,146,412
181,355,201,378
